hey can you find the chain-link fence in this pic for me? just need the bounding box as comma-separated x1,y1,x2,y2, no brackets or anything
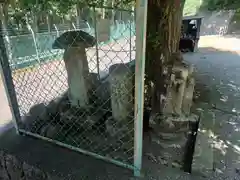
6,17,135,70
0,6,144,174
4,8,136,69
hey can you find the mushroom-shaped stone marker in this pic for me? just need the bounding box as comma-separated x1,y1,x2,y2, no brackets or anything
52,30,96,108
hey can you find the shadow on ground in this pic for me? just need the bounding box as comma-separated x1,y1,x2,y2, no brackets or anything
185,46,240,178
0,124,206,180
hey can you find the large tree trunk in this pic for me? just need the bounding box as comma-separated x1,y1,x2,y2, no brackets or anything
145,0,185,115
146,0,173,114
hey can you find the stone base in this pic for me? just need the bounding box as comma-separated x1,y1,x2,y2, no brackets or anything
145,114,199,170
157,114,198,133
20,91,69,133
105,116,134,149
20,91,133,151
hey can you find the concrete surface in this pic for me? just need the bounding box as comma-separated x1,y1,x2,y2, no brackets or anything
184,37,240,179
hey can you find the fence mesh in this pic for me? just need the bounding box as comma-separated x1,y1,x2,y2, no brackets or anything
2,7,138,167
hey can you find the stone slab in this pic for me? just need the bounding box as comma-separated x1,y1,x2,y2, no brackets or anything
192,111,215,175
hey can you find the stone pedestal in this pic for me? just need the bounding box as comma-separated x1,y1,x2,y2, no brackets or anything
109,63,133,122
149,114,199,169
63,46,90,107
192,111,215,176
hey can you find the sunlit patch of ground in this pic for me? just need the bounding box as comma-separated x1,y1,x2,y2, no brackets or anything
198,35,240,54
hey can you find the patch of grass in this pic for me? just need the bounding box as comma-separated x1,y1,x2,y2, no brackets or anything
183,0,202,16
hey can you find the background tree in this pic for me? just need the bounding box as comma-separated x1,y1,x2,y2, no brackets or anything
198,0,240,34
199,0,240,11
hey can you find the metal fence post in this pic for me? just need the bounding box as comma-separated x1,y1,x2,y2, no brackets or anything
26,24,40,64
129,19,132,62
134,0,148,177
0,21,21,134
72,22,76,30
53,24,60,36
93,7,100,79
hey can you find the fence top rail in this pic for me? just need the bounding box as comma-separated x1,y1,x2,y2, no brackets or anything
8,21,135,38
88,5,134,12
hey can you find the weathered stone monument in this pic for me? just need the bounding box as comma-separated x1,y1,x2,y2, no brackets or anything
105,63,134,139
147,54,199,171
52,30,96,108
163,61,195,115
109,63,133,122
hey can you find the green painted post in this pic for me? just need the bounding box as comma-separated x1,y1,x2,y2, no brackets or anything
0,20,21,135
134,0,148,177
93,7,100,79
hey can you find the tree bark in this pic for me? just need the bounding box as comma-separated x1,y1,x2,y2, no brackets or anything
145,0,185,115
146,0,172,114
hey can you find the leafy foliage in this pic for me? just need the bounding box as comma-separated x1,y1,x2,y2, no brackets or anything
5,0,135,27
182,0,240,15
199,0,240,11
183,0,201,16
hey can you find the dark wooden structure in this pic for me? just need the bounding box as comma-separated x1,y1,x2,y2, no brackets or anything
179,15,203,52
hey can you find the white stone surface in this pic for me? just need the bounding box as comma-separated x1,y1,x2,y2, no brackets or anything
164,64,190,115
63,46,89,107
109,64,133,122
